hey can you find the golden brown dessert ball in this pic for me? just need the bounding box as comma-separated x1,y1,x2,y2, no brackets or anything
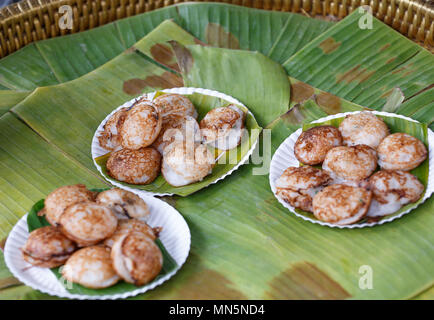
111,232,163,286
161,141,215,187
62,246,120,289
120,98,162,150
323,145,377,183
275,166,331,212
339,112,389,149
96,188,150,220
312,184,372,225
98,107,128,151
377,133,427,171
154,93,198,120
44,184,94,226
366,170,424,217
152,115,201,155
200,105,246,151
22,226,76,268
59,202,118,247
294,125,343,165
104,219,160,248
106,147,161,185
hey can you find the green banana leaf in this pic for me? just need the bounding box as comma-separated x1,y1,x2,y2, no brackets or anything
116,6,182,49
412,286,434,300
0,90,29,116
0,113,107,239
176,2,332,57
35,24,125,82
0,3,334,91
288,77,367,113
12,31,184,173
175,44,291,126
0,284,57,300
0,3,433,300
283,9,434,120
174,44,434,299
397,87,434,125
25,197,177,296
299,115,429,224
0,43,59,90
132,20,200,72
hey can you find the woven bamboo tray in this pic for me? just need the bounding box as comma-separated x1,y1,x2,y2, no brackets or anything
0,0,433,58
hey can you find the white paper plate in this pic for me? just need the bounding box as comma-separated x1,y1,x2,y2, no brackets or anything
269,111,434,229
4,193,191,299
92,87,259,197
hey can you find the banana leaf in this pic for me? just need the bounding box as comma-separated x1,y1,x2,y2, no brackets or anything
176,2,332,58
300,115,429,225
0,10,172,89
12,34,184,173
176,46,434,299
0,43,59,90
116,6,181,49
132,20,200,73
25,197,177,296
35,23,125,82
267,15,332,64
0,113,107,239
288,77,367,113
412,286,434,300
397,87,434,125
95,92,261,196
0,90,29,116
0,3,333,92
283,9,434,117
0,284,57,300
170,143,434,299
175,44,291,126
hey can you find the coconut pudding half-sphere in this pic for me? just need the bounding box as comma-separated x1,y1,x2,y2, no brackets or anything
154,93,198,120
44,184,95,226
367,170,424,217
98,107,128,151
312,184,372,225
120,98,162,150
162,141,215,187
111,232,163,286
22,226,76,268
339,112,389,149
294,125,343,165
377,133,427,171
106,147,161,185
104,219,160,248
152,115,202,155
96,188,150,220
62,246,120,289
323,145,377,184
59,202,118,247
200,105,246,151
275,166,331,212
